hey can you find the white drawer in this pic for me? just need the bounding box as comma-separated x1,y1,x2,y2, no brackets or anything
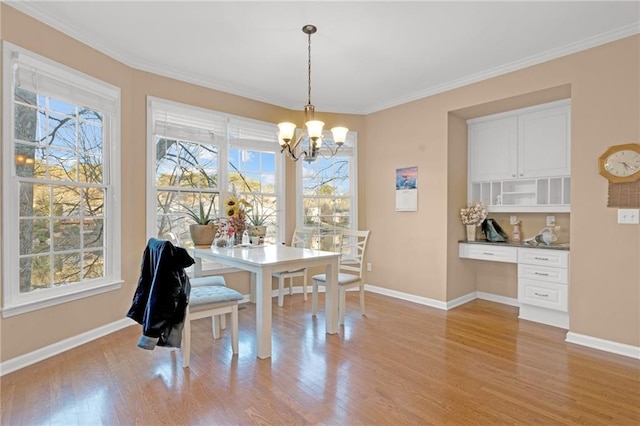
518,263,568,284
459,243,517,263
518,278,568,312
518,248,569,268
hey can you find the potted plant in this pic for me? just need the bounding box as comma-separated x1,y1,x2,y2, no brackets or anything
246,198,277,240
184,197,217,246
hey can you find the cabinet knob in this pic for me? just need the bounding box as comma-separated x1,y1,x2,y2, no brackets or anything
519,173,523,177
512,174,516,177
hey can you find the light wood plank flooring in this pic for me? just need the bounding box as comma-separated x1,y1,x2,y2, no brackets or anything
2,293,639,425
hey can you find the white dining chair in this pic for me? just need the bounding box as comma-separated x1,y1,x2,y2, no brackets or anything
163,232,242,367
182,282,243,368
311,229,370,325
273,227,315,306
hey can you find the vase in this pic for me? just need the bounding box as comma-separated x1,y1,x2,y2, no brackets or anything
466,224,476,241
234,232,243,245
189,223,216,246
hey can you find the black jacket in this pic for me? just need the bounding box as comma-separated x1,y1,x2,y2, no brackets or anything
126,238,194,348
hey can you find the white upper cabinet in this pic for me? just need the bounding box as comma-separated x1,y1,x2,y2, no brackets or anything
518,104,571,178
468,116,518,182
467,100,571,212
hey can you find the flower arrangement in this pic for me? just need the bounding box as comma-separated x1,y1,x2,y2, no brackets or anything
223,195,251,239
459,202,487,226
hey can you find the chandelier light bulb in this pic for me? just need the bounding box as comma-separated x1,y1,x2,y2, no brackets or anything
331,127,348,145
277,122,296,144
305,120,324,140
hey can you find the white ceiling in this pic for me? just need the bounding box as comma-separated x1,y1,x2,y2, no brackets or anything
8,1,640,114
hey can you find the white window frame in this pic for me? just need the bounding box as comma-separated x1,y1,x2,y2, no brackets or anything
2,42,122,317
296,131,359,236
146,97,284,273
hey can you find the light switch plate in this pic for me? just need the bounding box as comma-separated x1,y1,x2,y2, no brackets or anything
546,215,555,226
618,209,640,224
510,215,518,225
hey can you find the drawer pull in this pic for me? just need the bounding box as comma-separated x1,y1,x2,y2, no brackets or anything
534,256,549,261
534,272,549,276
534,292,549,297
483,252,495,255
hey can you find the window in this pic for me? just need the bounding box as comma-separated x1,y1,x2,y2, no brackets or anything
228,119,282,244
2,42,121,317
147,99,283,263
297,132,358,251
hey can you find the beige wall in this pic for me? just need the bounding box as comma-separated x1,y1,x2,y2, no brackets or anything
364,36,639,347
0,6,365,361
1,5,638,363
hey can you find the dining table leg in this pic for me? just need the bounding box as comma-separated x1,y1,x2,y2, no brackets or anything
324,257,340,334
255,266,273,359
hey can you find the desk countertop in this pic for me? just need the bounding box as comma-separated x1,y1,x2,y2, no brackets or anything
459,240,570,251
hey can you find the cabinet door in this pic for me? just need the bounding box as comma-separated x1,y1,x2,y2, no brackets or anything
468,116,518,182
518,105,571,178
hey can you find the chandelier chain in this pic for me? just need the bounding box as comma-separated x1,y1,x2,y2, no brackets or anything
307,30,312,106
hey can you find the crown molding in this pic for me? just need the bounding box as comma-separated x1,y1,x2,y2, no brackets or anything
7,2,639,116
364,22,640,114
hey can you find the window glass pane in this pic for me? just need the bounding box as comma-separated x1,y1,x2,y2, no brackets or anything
302,157,350,196
78,119,103,156
48,112,77,151
14,103,39,143
53,219,80,251
84,218,104,248
52,185,81,216
14,142,39,177
83,250,104,279
156,139,218,189
48,147,77,181
83,188,104,216
20,255,51,292
20,218,50,255
54,252,81,285
261,152,275,173
15,87,37,106
78,154,103,183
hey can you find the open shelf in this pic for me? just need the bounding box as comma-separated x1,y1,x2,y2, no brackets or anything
469,176,570,213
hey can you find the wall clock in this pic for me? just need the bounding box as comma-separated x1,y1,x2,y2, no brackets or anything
598,143,640,183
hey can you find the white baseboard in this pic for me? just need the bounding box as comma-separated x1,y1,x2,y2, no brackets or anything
365,284,449,310
0,318,134,377
566,332,640,360
476,291,519,307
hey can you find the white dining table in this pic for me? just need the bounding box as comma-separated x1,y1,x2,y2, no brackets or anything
192,244,341,359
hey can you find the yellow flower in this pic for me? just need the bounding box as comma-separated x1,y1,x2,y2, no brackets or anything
226,206,237,217
225,196,239,209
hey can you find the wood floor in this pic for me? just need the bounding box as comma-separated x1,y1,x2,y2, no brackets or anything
2,293,639,425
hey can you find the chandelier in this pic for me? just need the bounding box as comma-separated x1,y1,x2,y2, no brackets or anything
277,25,348,162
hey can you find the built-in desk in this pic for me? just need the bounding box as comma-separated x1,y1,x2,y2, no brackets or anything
459,240,570,329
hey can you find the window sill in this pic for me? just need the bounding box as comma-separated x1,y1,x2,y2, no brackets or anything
1,280,123,318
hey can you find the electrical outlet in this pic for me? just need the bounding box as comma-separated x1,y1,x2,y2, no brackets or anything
618,209,640,224
546,215,555,226
367,262,372,272
509,215,518,225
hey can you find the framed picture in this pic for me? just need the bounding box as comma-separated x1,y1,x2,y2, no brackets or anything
396,166,418,211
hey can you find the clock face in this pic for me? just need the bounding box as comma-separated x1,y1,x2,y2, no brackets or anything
604,149,640,177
